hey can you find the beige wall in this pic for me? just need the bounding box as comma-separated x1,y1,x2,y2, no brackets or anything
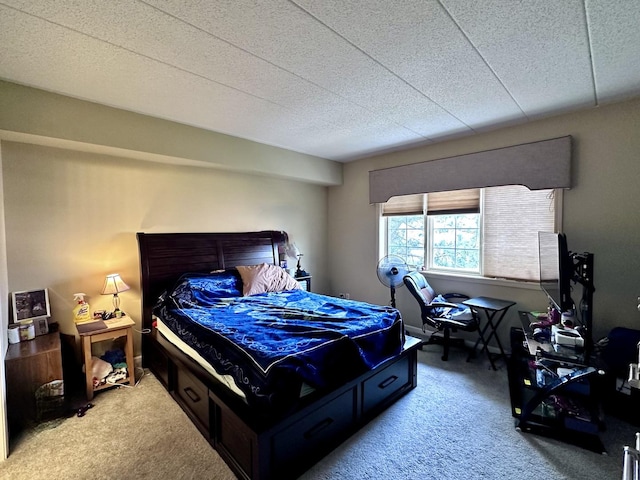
1,142,328,356
0,83,334,457
0,80,342,187
0,147,8,458
328,98,640,344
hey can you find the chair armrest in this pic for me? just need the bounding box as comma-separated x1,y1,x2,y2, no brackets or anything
427,302,460,309
443,292,470,301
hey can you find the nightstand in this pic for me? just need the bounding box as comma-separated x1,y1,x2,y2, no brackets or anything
5,331,63,433
295,275,311,292
79,317,135,400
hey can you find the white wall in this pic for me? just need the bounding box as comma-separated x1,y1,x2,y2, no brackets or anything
328,98,640,346
1,142,329,356
0,146,9,459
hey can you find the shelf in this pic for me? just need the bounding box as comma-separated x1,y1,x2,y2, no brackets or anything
508,327,606,453
93,375,133,393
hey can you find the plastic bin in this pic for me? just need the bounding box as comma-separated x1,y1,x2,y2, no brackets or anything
35,380,65,421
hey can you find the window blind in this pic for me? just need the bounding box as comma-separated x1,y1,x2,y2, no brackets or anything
381,189,480,216
381,194,425,216
483,186,557,281
426,189,480,215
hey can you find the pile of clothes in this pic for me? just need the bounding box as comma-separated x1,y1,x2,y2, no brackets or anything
89,348,128,388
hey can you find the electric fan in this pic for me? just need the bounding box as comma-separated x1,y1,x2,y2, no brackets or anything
376,255,410,308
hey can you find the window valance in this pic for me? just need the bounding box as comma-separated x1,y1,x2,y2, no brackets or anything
369,136,571,204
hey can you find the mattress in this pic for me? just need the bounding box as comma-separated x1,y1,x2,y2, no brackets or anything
156,316,316,402
155,315,246,399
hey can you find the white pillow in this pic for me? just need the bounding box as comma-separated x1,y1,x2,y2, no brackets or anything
236,263,301,296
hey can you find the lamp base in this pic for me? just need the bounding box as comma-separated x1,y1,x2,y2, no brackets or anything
101,310,127,320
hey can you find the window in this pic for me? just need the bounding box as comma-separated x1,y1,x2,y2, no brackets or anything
380,186,559,282
388,215,425,267
428,213,480,272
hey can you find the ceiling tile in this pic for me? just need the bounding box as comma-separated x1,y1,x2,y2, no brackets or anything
586,0,640,103
294,0,525,127
1,0,639,161
145,0,471,138
442,0,595,116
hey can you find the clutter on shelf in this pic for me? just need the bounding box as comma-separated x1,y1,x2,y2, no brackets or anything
85,348,129,388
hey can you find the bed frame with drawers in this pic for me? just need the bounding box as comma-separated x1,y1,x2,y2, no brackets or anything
138,231,420,479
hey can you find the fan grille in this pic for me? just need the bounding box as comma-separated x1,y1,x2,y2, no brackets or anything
377,255,409,288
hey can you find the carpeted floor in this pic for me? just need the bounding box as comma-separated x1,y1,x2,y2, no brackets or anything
1,346,635,479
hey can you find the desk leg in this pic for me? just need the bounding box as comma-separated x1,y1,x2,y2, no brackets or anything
82,335,94,401
125,327,135,385
468,308,510,370
486,310,509,359
468,313,494,369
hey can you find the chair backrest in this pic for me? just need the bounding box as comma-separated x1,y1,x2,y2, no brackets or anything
403,272,436,311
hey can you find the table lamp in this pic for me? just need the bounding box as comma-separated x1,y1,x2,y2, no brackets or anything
295,252,308,278
101,273,130,318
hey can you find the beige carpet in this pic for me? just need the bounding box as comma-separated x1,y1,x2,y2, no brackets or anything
0,370,235,480
1,349,636,479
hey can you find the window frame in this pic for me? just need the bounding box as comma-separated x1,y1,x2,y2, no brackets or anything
426,211,482,275
378,188,563,284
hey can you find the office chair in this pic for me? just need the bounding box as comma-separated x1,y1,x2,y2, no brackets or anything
403,272,478,361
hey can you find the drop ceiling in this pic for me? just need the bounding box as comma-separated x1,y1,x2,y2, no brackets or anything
1,1,638,162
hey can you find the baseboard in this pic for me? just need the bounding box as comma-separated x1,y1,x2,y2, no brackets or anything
404,325,433,342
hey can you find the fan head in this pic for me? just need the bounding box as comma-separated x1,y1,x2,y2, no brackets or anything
376,255,409,288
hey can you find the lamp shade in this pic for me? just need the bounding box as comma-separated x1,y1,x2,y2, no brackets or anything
283,242,300,259
101,274,130,296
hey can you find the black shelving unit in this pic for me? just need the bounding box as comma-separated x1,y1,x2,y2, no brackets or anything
508,325,606,454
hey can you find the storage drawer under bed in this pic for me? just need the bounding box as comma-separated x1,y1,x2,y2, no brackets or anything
271,388,357,475
362,354,410,415
174,363,210,434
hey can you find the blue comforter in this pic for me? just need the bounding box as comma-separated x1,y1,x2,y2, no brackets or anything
154,274,404,411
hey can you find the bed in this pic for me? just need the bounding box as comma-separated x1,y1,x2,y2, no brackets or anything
138,231,420,479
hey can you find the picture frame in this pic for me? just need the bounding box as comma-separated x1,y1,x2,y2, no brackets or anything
33,317,49,336
11,288,51,324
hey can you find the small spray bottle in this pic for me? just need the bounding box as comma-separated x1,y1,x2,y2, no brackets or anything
73,293,91,324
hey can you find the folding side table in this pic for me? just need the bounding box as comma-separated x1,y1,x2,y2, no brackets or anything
463,296,516,370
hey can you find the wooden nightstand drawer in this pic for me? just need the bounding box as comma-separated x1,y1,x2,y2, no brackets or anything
175,364,209,431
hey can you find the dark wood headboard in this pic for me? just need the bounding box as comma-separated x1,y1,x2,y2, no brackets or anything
137,231,287,332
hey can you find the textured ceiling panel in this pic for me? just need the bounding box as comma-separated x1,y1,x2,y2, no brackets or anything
10,0,415,135
144,0,472,138
295,0,524,128
586,0,640,103
0,6,301,141
442,0,595,116
0,0,638,161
